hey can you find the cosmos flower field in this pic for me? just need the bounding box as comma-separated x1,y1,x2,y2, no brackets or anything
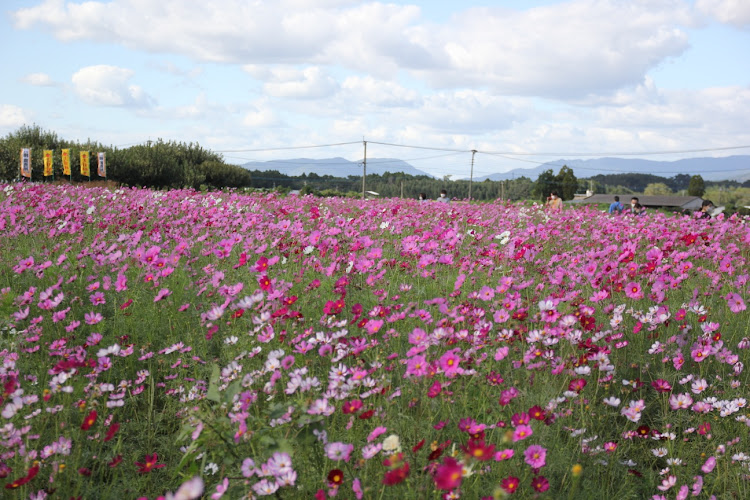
1,183,750,499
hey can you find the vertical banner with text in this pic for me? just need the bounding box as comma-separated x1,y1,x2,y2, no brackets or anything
80,151,90,177
20,148,31,178
43,150,53,177
62,149,71,175
97,152,106,177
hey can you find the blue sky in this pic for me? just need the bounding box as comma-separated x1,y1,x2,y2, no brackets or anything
1,0,749,179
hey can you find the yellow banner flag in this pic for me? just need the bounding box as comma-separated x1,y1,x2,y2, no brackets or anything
80,151,90,177
97,152,106,177
62,149,71,175
20,148,31,178
43,150,53,176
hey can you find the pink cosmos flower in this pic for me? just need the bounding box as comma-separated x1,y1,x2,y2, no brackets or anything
691,346,710,363
676,484,689,500
211,477,228,500
427,380,442,398
524,445,546,469
365,319,384,335
352,478,363,499
433,457,463,490
726,293,746,313
500,476,520,494
701,456,716,473
512,425,533,442
494,449,514,461
691,475,703,496
624,282,644,300
494,346,509,361
405,355,428,377
439,349,461,377
651,379,672,393
367,427,387,443
657,475,676,491
84,312,103,325
325,442,354,462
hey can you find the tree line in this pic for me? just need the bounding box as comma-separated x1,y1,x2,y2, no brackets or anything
0,125,252,189
2,125,739,201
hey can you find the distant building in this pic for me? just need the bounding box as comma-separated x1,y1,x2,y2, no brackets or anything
574,194,704,211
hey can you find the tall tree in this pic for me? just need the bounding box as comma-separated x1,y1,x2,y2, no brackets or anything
533,169,560,201
688,175,706,197
556,165,578,200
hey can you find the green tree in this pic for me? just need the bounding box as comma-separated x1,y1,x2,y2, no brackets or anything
505,177,534,201
556,165,578,200
533,169,560,202
688,175,706,197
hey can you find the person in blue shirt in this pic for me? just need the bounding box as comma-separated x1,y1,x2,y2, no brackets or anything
608,196,623,214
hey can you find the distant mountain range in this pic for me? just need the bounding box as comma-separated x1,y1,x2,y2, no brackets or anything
242,155,750,182
473,155,750,182
242,157,435,178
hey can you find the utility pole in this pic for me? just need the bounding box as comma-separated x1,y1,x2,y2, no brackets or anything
501,180,505,200
469,149,477,201
400,180,404,198
362,140,367,200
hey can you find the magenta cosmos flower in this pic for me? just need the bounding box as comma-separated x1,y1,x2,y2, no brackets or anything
524,445,547,469
624,281,644,300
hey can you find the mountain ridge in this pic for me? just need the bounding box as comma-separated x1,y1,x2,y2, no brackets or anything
472,155,750,182
242,155,750,182
242,157,435,178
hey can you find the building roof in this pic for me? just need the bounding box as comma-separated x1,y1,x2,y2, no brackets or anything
576,194,703,208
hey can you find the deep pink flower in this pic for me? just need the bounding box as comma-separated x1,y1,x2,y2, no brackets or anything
135,453,165,474
531,475,550,492
433,457,463,490
651,379,672,393
500,476,520,494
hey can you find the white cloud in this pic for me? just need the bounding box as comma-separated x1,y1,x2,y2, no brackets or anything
12,0,698,98
245,66,338,99
148,61,203,79
697,0,750,28
21,72,56,86
0,104,31,128
341,76,420,107
71,65,153,107
404,90,528,133
242,99,281,128
412,0,695,98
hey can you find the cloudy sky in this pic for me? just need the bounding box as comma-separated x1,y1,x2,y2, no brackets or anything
2,0,749,178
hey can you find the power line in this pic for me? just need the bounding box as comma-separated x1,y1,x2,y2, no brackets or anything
225,151,465,165
483,144,750,157
479,152,750,174
366,140,750,157
113,136,750,159
213,141,361,153
366,140,470,153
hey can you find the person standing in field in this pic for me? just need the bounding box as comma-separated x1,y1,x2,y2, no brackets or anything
698,199,715,219
546,191,562,212
608,196,623,214
628,197,640,214
436,189,450,203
